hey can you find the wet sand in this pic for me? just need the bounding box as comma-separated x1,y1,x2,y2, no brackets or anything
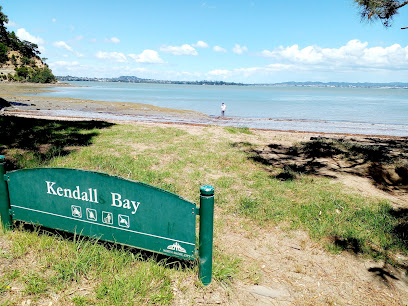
0,82,406,138
0,82,208,119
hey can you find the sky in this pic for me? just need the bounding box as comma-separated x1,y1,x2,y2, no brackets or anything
3,0,408,83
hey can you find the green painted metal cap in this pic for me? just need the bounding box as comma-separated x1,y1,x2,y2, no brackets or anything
200,185,214,196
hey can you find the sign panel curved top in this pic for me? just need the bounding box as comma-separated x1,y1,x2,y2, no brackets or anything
6,168,198,260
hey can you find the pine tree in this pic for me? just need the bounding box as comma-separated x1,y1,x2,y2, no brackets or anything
355,0,408,27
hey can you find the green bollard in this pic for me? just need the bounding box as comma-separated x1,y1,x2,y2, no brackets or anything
199,185,214,285
0,155,12,230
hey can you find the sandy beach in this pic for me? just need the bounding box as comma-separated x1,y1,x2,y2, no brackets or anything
1,81,407,205
1,82,408,304
0,82,406,138
0,82,210,122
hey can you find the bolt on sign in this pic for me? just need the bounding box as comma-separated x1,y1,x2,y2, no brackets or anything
0,157,214,285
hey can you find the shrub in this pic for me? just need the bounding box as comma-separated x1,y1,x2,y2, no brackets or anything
11,54,17,65
29,67,57,83
0,42,8,63
15,66,30,78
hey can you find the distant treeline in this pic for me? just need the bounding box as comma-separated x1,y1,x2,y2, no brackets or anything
57,75,244,86
57,75,408,89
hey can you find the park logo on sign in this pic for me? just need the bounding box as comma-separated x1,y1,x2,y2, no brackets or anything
167,242,186,253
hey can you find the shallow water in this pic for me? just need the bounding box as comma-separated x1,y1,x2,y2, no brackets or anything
39,82,408,136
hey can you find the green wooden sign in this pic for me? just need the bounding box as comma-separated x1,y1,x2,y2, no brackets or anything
6,168,197,260
0,157,214,285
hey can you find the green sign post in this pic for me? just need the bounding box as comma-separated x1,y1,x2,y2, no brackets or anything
199,185,215,285
0,156,12,230
0,159,214,285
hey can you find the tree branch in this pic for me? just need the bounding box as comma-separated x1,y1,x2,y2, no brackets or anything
396,1,408,9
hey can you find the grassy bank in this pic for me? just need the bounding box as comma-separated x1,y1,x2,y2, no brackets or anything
1,115,407,304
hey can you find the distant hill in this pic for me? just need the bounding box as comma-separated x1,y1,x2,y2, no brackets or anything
0,6,56,83
57,75,244,86
56,75,408,89
271,81,408,89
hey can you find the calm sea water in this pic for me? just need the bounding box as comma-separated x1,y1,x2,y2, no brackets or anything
39,81,408,136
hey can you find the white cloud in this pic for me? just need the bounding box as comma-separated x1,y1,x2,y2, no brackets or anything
204,40,408,82
53,41,83,57
232,44,248,55
5,20,18,27
207,69,231,77
260,39,408,69
49,61,89,76
193,41,209,48
16,28,44,45
48,61,165,79
53,41,73,52
213,46,227,53
265,63,297,71
49,39,408,82
205,64,300,82
96,51,127,62
95,50,164,64
105,37,120,44
128,50,164,64
50,60,80,67
160,44,198,56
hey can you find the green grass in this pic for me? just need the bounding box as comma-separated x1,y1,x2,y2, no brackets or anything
47,124,407,258
1,117,408,303
212,250,241,286
224,126,253,134
22,272,48,295
236,172,406,259
94,258,173,305
1,227,177,304
6,122,408,260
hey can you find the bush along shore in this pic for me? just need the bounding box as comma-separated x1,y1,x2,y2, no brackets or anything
1,113,408,304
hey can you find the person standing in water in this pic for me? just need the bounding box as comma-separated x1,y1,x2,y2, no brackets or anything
221,102,226,117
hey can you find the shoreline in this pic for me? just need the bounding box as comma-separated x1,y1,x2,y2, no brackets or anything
4,109,407,140
2,83,408,305
0,82,407,138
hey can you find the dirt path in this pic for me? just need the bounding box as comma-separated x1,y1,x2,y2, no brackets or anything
161,126,408,305
215,225,407,304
